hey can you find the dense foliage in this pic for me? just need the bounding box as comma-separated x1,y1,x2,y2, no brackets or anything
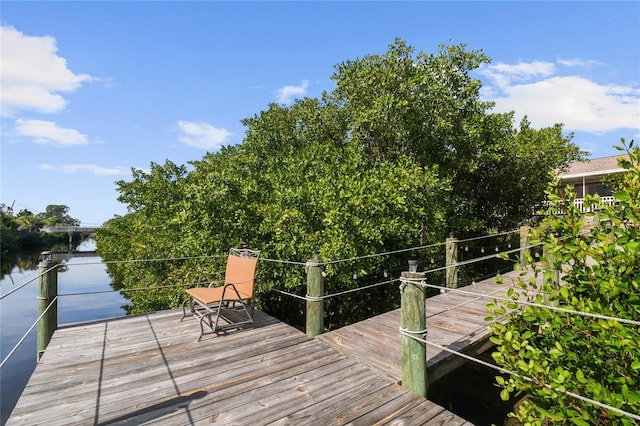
487,139,640,424
1,204,80,252
97,39,582,327
1,204,82,276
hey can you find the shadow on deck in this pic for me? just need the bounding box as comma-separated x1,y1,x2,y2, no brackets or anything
8,307,470,425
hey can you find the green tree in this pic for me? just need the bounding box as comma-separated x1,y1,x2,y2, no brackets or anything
1,204,73,266
487,139,640,424
329,39,583,232
98,103,447,322
15,210,44,232
37,204,80,226
96,161,192,312
1,204,19,254
97,39,583,324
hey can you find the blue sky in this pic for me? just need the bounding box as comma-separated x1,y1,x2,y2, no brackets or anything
1,1,639,225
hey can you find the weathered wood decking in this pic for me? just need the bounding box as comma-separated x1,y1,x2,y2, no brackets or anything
9,269,534,425
317,268,538,384
8,308,470,425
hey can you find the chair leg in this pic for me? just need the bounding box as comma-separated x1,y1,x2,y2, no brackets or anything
245,302,255,323
212,303,224,333
197,315,206,342
180,298,191,322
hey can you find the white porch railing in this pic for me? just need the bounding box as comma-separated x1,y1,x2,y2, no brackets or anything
541,195,616,215
573,195,616,213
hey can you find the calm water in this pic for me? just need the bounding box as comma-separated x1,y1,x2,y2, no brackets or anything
0,240,128,425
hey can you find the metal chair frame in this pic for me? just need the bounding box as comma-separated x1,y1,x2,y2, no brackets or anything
180,248,260,341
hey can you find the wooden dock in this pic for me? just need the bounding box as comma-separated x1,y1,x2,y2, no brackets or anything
8,308,470,425
8,269,534,425
317,268,537,384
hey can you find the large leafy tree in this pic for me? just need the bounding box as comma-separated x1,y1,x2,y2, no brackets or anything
37,204,80,226
97,161,193,312
330,39,582,232
0,204,77,266
487,139,640,424
99,100,447,323
97,39,582,325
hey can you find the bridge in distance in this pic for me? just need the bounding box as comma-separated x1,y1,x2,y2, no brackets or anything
41,225,100,234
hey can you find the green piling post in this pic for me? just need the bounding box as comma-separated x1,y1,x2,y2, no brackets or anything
400,270,427,397
520,225,531,267
543,243,560,286
445,236,458,288
37,251,58,361
306,252,324,337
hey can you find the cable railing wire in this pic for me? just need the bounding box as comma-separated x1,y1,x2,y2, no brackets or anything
456,228,522,244
0,230,573,316
0,266,55,300
398,329,640,422
322,241,446,266
268,241,543,303
2,252,242,300
400,277,640,328
58,282,195,297
258,257,308,266
0,226,531,302
271,277,401,302
0,296,58,369
75,253,228,266
396,241,545,277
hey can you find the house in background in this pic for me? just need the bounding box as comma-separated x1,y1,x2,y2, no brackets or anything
558,154,630,212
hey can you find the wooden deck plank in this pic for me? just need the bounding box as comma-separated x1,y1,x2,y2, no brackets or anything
18,312,297,392
101,349,357,425
19,330,318,417
206,358,374,424
8,307,469,426
13,317,317,422
329,383,416,424
98,349,346,425
317,269,542,384
272,375,393,425
25,312,292,384
9,269,536,425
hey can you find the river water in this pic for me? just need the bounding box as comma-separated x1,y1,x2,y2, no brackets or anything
0,240,128,425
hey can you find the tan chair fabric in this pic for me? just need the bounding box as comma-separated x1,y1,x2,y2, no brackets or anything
181,248,260,340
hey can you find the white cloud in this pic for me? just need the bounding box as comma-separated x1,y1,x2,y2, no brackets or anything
0,25,95,116
557,58,602,68
15,119,89,146
39,163,129,176
479,59,640,134
176,120,232,150
479,61,556,89
276,80,309,104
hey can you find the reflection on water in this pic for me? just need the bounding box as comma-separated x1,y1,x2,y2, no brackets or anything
0,241,128,425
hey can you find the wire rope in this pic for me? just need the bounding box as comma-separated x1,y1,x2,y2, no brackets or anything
398,329,640,422
401,277,640,327
271,278,400,302
0,265,56,300
0,297,58,369
456,228,523,243
322,241,446,266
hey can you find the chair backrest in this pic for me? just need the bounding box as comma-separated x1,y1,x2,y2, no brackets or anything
224,248,260,299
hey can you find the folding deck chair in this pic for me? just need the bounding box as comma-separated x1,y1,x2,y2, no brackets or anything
181,248,260,341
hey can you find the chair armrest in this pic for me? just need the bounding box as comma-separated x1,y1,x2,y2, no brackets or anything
221,282,250,301
207,279,223,288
